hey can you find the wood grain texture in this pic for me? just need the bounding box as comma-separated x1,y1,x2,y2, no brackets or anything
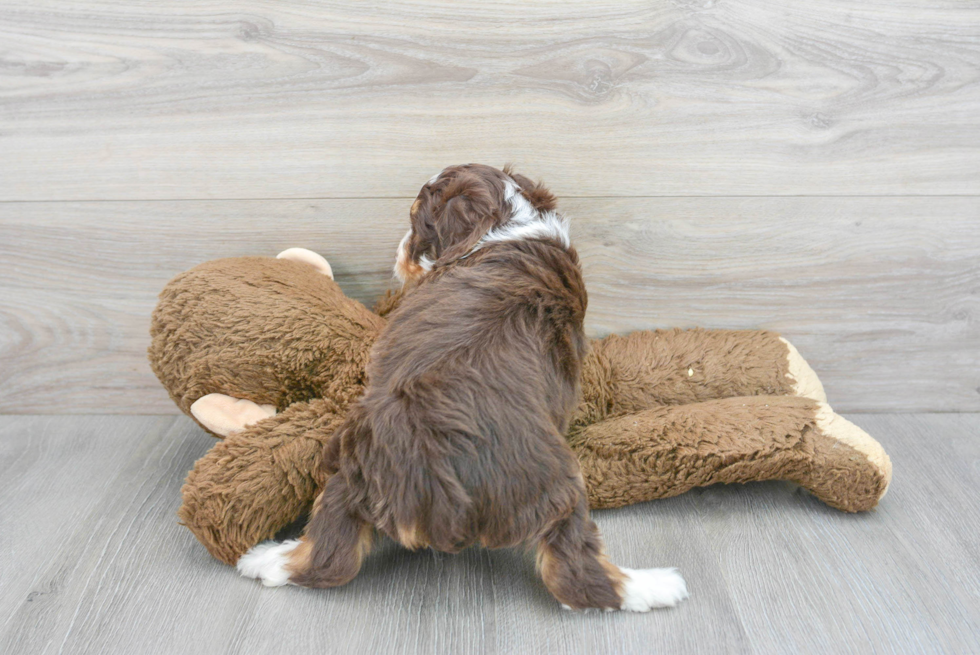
1,0,979,200
0,415,179,633
698,412,980,654
1,413,978,654
1,197,977,414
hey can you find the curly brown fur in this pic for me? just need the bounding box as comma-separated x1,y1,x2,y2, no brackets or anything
322,236,591,549
163,256,890,566
237,167,691,610
149,257,383,428
152,222,890,571
291,227,640,607
395,163,560,284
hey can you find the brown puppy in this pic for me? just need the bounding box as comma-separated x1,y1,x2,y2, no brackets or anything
238,165,688,611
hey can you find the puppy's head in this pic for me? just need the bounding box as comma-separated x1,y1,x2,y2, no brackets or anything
394,164,557,284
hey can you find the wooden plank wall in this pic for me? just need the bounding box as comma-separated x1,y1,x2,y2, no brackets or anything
1,0,978,413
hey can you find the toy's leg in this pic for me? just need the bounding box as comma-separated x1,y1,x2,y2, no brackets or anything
578,329,825,426
237,474,373,588
190,393,276,436
570,395,891,513
179,397,344,565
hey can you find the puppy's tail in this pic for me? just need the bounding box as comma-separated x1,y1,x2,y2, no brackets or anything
373,383,476,552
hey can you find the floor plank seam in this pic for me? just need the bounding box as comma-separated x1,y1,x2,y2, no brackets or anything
3,193,980,204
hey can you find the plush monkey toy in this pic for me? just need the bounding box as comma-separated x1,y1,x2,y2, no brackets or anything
150,249,891,565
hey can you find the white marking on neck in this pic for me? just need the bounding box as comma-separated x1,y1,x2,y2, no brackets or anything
468,179,570,254
476,211,571,251
503,180,538,225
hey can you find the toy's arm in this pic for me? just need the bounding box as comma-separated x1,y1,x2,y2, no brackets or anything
577,329,826,427
178,398,344,565
569,395,891,513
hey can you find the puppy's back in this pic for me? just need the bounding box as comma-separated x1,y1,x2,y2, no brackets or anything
336,238,588,551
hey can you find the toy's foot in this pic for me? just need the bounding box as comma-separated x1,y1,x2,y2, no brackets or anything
780,337,827,403
277,248,334,279
190,393,277,437
796,402,892,512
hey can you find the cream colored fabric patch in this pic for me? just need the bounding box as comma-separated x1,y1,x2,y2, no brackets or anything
780,337,828,403
277,248,334,279
815,402,893,495
191,393,277,437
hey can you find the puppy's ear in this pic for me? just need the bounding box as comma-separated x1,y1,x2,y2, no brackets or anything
520,182,557,212
420,172,500,265
503,165,557,212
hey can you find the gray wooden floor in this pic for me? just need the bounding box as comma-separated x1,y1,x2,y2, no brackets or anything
1,413,977,655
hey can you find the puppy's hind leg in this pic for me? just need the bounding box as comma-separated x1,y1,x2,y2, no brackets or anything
536,496,688,612
237,474,373,588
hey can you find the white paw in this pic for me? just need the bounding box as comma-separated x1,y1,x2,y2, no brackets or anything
237,540,300,587
277,247,334,279
618,567,689,611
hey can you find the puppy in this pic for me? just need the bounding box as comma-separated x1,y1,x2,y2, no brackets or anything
238,164,688,611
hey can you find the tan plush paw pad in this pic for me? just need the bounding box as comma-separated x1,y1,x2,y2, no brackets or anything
814,403,892,491
801,402,892,511
780,337,828,403
276,248,334,279
190,393,277,437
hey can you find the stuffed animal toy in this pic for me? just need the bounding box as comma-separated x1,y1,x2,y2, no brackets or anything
150,249,892,566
